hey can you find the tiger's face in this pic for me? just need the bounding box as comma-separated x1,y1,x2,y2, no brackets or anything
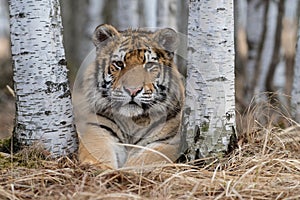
110,49,166,117
90,24,183,118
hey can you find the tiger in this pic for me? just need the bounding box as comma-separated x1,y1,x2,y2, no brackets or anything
73,24,185,169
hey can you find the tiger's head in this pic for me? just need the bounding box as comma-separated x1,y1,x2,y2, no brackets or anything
88,24,184,118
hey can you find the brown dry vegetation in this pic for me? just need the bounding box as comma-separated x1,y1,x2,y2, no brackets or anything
1,99,300,200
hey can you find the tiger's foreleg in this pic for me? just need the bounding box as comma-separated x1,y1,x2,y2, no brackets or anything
78,125,127,169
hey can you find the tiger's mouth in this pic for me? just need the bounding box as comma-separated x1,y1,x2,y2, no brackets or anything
117,102,145,117
128,100,138,105
111,89,155,117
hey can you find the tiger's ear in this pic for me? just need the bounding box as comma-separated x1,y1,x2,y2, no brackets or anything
153,28,179,52
93,24,120,47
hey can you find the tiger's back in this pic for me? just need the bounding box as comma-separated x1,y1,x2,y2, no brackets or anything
73,24,185,169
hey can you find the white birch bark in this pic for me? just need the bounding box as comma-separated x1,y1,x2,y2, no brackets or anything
9,0,77,156
183,0,236,160
291,17,300,122
116,0,139,30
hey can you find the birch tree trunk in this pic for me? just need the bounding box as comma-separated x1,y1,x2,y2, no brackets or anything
291,13,300,122
9,0,77,156
182,0,236,160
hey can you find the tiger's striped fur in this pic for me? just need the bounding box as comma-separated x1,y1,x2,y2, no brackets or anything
73,24,185,169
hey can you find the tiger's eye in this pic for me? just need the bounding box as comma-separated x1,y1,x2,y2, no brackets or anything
114,61,124,69
145,62,158,71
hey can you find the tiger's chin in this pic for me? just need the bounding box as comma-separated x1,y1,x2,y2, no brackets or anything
117,104,145,117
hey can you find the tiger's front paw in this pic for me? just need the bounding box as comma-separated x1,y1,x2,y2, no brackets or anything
79,158,115,170
78,141,117,170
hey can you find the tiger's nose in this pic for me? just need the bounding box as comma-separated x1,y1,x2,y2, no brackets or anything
124,86,143,97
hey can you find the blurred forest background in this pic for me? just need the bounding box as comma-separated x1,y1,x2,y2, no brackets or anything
0,0,299,138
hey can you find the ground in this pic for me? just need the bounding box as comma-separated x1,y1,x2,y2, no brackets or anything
1,102,300,199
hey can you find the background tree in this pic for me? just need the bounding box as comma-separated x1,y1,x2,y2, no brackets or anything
182,0,236,160
265,0,284,104
291,9,300,122
8,0,77,156
115,0,139,29
234,0,299,125
60,0,89,78
244,0,269,104
141,0,157,27
0,0,11,93
156,0,177,29
0,0,13,139
0,0,11,95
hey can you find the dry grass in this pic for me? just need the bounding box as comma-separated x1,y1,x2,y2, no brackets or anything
1,100,300,200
